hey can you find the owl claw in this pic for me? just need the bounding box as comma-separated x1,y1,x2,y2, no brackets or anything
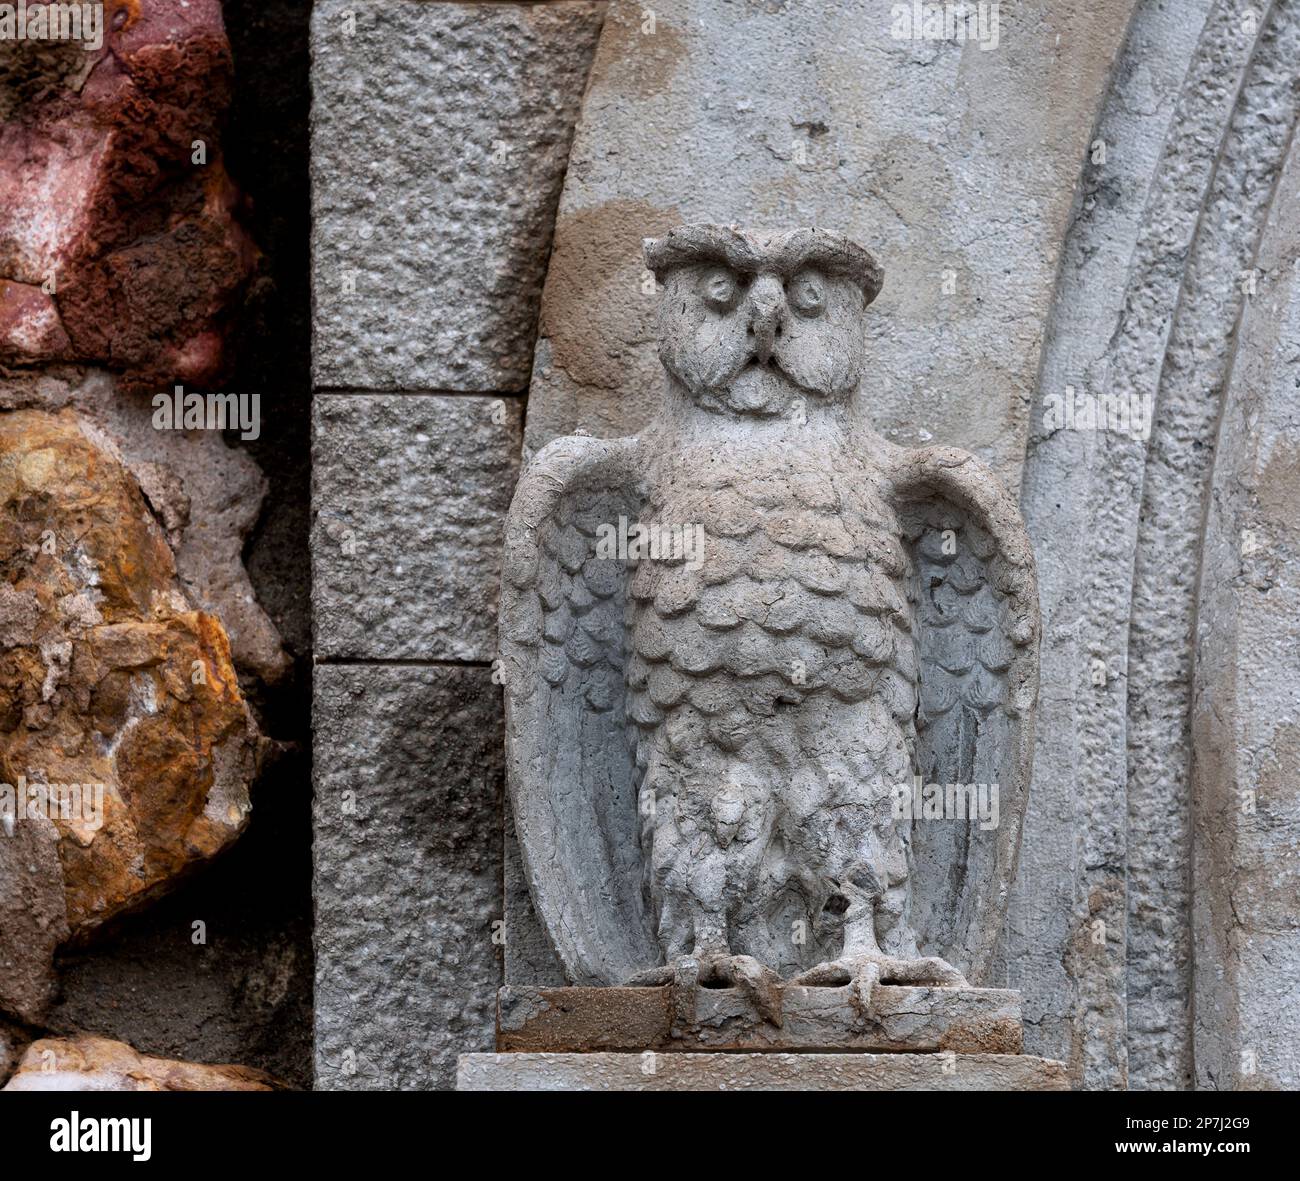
791,954,968,1017
624,961,686,988
705,954,784,1028
626,953,784,1027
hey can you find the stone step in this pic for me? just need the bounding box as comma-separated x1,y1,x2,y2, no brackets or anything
460,1051,1070,1092
497,984,1023,1055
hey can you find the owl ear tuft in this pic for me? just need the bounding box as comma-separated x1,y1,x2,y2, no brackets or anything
643,223,757,281
644,224,883,305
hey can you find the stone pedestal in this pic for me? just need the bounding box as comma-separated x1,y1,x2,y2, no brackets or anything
456,984,1070,1091
458,1051,1070,1092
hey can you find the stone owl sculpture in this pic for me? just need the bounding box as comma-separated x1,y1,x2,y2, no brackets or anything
500,224,1039,1022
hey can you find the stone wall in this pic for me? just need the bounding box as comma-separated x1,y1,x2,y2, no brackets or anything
1015,0,1300,1091
0,0,314,1088
305,0,1300,1090
309,0,607,1089
6,0,1292,1097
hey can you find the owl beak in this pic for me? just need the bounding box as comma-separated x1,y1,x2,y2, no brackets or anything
747,275,785,365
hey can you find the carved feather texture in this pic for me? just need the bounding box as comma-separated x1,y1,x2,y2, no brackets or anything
499,437,657,984
501,433,1038,987
624,453,917,771
891,448,1040,978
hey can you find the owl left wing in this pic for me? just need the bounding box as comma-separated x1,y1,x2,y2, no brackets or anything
499,434,659,985
886,446,1040,984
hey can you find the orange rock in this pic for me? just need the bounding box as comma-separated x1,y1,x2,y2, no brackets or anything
3,1035,284,1091
0,408,267,959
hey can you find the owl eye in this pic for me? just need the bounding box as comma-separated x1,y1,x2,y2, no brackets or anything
789,270,826,318
700,268,740,312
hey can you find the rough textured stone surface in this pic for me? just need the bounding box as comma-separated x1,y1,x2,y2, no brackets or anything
98,395,288,686
497,984,1023,1055
310,0,605,392
458,1051,1070,1092
0,408,267,1020
0,808,67,1022
0,0,306,1083
0,0,256,391
1123,4,1300,1092
1010,0,1300,1090
301,0,1300,1094
501,226,1039,1014
312,394,522,661
0,370,289,683
0,1018,28,1085
47,833,314,1092
314,665,503,1090
503,809,565,985
3,1034,283,1091
1191,109,1300,1093
526,0,1135,492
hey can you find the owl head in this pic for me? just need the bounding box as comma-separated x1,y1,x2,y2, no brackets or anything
643,224,883,418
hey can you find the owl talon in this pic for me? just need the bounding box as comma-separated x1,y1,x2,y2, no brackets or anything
625,954,783,1027
625,964,678,988
701,953,784,1028
791,954,967,1017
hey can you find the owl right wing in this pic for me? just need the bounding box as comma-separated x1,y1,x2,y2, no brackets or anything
887,445,1040,984
498,434,659,985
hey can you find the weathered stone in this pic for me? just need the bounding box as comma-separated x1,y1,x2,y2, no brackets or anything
1010,0,1300,1090
0,14,97,123
0,371,288,684
0,281,70,361
0,0,256,391
0,408,267,1021
0,1017,28,1084
1122,6,1300,1093
2,1034,284,1091
503,810,564,986
312,394,522,661
457,1051,1070,1092
501,225,1039,1033
526,0,1135,492
310,0,605,392
0,809,68,1021
313,664,503,1090
1,0,288,685
497,984,1022,1055
296,0,1300,1095
49,900,313,1092
91,382,288,686
1191,104,1300,1093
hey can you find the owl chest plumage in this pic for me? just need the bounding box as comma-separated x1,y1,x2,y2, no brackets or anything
623,441,921,770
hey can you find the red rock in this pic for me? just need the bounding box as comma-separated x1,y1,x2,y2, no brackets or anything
0,280,71,361
0,0,255,389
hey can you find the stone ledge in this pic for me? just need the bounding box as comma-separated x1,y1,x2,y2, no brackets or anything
458,1052,1070,1092
497,985,1022,1055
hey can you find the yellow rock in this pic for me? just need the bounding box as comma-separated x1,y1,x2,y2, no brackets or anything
0,408,267,946
3,1035,284,1092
